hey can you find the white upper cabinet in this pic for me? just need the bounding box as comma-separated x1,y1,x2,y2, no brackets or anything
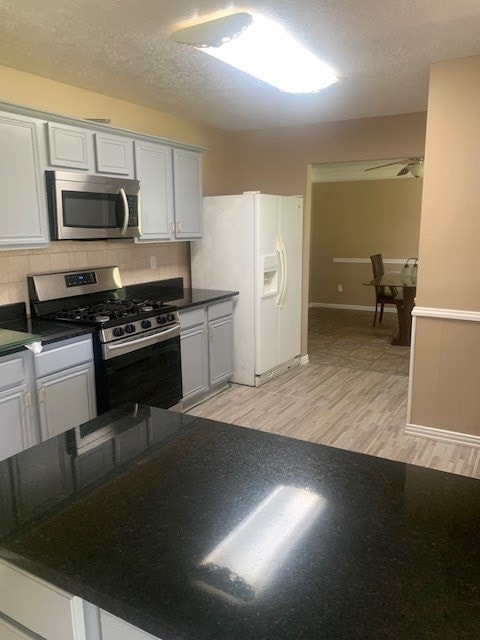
94,132,134,177
0,112,49,246
0,102,203,249
134,140,174,241
173,148,203,239
136,145,203,242
47,122,93,170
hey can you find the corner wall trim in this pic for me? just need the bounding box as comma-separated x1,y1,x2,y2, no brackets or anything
309,302,396,313
333,258,407,264
300,355,309,365
406,423,480,448
412,307,480,322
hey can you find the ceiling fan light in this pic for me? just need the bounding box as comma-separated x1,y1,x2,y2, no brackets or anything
408,161,424,178
170,13,339,94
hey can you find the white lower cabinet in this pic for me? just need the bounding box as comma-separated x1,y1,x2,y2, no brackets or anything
34,335,97,440
179,299,234,406
207,300,234,387
37,362,96,440
0,351,37,461
0,559,87,640
0,559,166,640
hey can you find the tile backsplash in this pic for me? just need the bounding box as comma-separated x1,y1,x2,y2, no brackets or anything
0,241,190,310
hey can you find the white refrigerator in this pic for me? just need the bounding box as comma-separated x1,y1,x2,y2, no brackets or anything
191,192,303,386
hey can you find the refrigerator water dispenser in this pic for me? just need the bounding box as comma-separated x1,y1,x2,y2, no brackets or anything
261,254,279,297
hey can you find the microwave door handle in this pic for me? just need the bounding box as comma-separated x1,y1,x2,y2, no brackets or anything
119,188,128,235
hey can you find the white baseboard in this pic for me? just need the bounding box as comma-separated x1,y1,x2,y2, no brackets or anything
309,302,396,313
406,423,480,448
300,354,309,365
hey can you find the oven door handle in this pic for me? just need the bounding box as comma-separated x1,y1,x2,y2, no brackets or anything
119,187,129,235
103,325,180,359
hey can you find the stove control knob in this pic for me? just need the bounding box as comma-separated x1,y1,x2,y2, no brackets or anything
125,324,136,334
157,315,167,325
112,327,125,338
141,319,152,329
166,313,176,323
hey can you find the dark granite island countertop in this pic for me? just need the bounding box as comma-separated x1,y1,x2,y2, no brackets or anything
0,404,479,639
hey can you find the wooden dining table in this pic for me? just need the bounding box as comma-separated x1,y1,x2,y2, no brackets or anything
365,271,417,346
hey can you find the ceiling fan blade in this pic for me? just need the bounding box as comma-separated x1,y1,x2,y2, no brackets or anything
365,159,409,172
397,167,409,176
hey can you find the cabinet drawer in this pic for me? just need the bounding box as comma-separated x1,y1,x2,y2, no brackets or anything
0,560,86,640
0,356,25,390
179,306,205,330
100,609,159,640
35,337,93,378
207,299,233,321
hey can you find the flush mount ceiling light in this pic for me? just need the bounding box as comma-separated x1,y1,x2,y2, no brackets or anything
170,12,339,93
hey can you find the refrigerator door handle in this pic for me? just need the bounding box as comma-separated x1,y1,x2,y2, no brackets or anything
276,236,287,308
279,237,288,308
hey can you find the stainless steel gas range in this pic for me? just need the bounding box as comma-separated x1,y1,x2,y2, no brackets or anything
28,267,183,414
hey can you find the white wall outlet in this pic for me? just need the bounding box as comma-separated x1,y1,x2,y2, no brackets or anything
337,284,343,293
149,256,157,269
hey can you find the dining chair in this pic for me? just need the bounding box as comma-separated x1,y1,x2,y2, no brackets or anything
370,254,399,326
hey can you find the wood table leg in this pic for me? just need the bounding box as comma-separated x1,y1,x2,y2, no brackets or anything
391,287,416,346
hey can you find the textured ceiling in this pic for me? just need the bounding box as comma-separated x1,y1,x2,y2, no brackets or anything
0,0,480,131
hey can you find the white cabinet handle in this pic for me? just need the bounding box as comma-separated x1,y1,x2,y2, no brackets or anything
170,222,175,233
24,391,32,408
176,221,182,234
38,387,46,403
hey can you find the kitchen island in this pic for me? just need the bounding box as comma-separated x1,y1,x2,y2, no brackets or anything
0,404,479,639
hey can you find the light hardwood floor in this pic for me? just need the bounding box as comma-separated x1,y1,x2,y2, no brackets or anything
188,308,480,479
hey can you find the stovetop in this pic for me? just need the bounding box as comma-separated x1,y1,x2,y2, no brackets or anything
50,298,176,326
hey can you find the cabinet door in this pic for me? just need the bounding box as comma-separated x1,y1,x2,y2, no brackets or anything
208,316,234,386
0,385,31,461
134,141,174,241
37,362,96,440
95,132,134,177
0,113,48,246
180,325,209,399
47,122,92,170
172,148,203,239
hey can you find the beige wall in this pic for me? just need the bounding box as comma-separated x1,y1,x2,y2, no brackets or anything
310,179,423,306
410,55,480,436
228,112,427,195
228,113,427,354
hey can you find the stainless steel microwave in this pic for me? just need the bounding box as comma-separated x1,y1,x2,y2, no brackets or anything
46,170,141,240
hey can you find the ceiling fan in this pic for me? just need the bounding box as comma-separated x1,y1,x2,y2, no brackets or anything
365,157,424,178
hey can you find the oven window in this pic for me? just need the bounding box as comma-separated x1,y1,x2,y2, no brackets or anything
62,191,121,228
100,336,182,412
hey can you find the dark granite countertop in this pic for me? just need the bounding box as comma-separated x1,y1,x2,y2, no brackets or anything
0,302,95,353
124,279,238,310
171,287,239,310
0,404,479,639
